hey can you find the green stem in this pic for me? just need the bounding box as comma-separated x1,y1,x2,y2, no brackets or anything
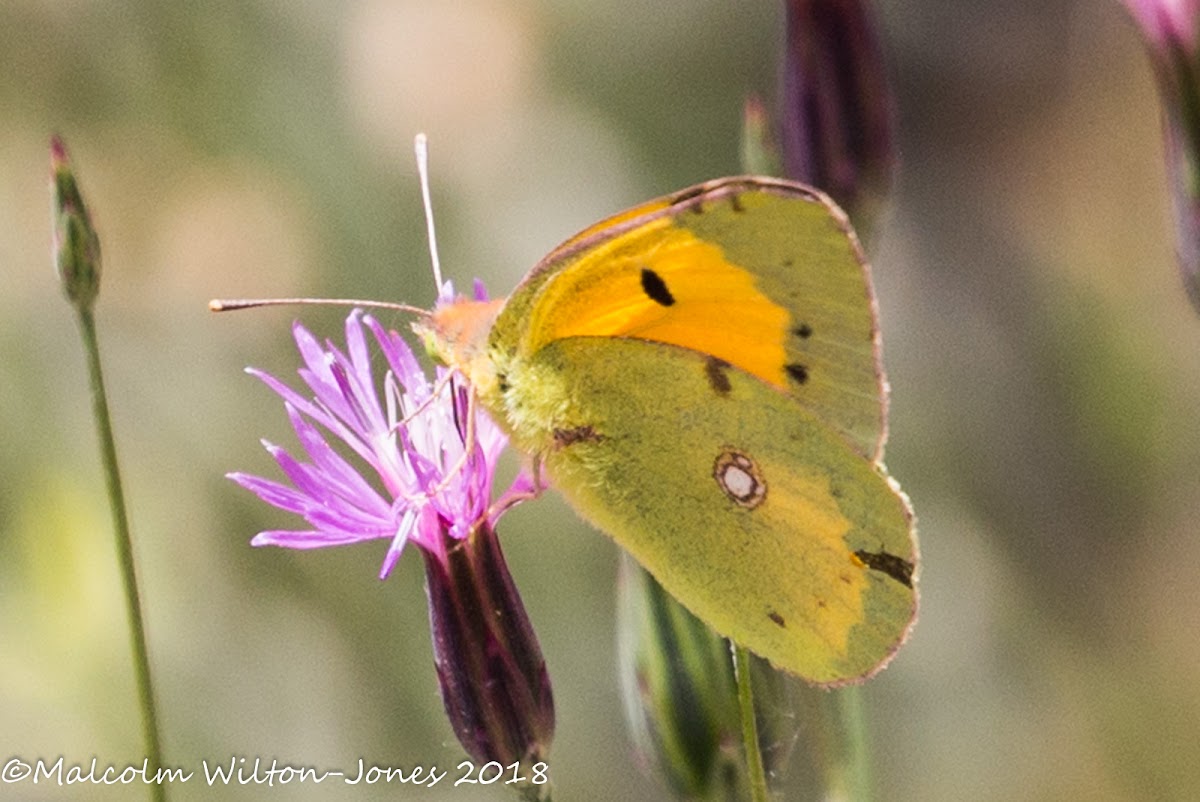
734,644,769,802
75,307,167,802
833,686,872,801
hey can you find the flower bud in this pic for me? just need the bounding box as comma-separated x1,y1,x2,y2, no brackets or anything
617,557,793,799
778,0,895,228
50,136,101,310
425,520,554,780
741,95,783,177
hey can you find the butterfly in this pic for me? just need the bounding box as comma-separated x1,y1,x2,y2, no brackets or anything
417,175,917,685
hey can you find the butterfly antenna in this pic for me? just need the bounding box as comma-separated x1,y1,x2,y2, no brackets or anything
208,297,429,318
211,134,449,318
414,133,446,298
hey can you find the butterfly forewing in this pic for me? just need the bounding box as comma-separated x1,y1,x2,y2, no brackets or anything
498,177,887,460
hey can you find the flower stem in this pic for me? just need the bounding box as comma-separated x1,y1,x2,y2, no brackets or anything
74,306,167,802
734,643,769,802
835,686,872,800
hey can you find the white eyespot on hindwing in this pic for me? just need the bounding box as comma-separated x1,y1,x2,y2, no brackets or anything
713,448,766,509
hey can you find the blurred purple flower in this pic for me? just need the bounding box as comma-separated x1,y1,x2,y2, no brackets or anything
778,0,895,227
1125,0,1199,52
230,308,522,577
1123,0,1200,312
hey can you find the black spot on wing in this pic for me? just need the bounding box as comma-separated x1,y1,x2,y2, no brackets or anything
704,357,732,396
785,363,809,384
854,549,915,589
729,193,746,213
553,425,604,448
640,268,676,307
767,610,786,628
793,323,813,339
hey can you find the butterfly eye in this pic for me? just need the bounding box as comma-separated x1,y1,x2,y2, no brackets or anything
713,448,766,509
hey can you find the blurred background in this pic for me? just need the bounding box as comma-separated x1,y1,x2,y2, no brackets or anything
3,0,1198,799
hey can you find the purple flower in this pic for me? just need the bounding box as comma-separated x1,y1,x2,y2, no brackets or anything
230,308,524,577
231,307,554,771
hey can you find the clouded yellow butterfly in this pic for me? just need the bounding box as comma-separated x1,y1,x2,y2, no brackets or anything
419,176,917,685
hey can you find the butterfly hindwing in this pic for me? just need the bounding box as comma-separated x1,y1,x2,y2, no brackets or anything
527,335,915,684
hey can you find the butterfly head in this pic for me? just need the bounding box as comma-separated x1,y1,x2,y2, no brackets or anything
415,296,506,398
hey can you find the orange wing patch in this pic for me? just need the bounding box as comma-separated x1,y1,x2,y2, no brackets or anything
526,220,791,390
